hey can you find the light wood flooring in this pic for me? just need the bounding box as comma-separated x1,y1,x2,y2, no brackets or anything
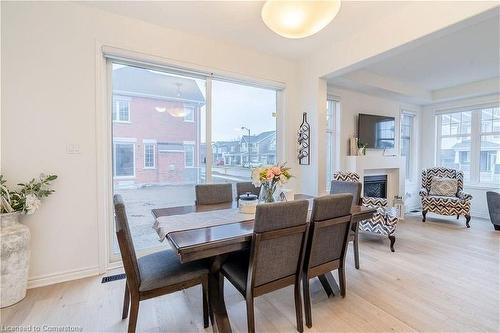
1,214,499,332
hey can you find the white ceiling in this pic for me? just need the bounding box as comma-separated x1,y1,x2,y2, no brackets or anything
329,14,500,104
82,1,401,60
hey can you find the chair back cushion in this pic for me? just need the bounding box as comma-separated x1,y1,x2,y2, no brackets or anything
330,180,361,206
333,171,360,182
251,200,309,287
429,177,458,196
306,194,353,268
422,167,463,194
486,191,500,225
236,182,260,199
195,183,233,205
113,195,141,288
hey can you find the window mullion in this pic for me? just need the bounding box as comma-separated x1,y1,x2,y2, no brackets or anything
205,77,213,183
469,110,481,184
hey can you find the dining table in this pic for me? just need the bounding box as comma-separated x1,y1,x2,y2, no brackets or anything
152,194,376,333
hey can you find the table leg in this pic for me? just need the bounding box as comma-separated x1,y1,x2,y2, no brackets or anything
318,272,340,297
208,255,232,333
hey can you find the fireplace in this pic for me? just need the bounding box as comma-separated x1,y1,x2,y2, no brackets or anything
364,175,387,198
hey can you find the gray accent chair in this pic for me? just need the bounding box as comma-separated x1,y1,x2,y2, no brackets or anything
487,191,500,231
195,183,233,205
221,200,310,333
303,194,353,328
114,195,210,333
236,181,261,199
330,178,362,268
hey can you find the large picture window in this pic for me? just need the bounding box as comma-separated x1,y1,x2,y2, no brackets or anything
436,105,499,185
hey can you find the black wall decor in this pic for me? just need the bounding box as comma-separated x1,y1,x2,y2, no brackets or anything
298,112,310,165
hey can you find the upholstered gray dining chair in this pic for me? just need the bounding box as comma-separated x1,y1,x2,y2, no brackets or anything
114,195,211,333
302,194,353,328
220,200,310,333
195,183,233,205
236,181,261,199
330,175,362,268
487,191,500,230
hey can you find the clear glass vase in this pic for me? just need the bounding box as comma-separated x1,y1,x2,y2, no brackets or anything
259,181,278,203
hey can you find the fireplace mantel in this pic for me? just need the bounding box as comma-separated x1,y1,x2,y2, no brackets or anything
345,156,405,203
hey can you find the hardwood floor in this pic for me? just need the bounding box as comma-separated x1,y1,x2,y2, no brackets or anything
1,214,498,332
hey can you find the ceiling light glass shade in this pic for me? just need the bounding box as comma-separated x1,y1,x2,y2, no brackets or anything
261,0,341,39
167,105,188,118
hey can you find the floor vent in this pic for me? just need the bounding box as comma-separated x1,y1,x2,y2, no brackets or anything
101,273,126,283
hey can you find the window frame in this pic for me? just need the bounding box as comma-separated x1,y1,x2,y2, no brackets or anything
435,103,500,187
143,139,156,169
400,111,416,182
184,142,195,168
113,97,131,123
113,138,136,179
325,97,340,191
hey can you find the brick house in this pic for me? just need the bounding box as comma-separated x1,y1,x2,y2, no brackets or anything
112,66,205,188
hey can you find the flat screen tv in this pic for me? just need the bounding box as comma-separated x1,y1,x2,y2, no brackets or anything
358,114,395,149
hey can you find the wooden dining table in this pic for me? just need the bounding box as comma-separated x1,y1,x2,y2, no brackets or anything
152,195,376,333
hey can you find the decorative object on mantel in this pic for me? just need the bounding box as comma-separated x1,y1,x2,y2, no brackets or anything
297,112,310,165
393,195,405,220
349,137,358,156
357,141,368,156
251,164,292,203
0,174,57,308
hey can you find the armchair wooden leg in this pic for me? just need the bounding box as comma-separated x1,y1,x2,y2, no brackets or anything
294,280,304,333
456,214,460,219
302,276,312,328
422,210,427,222
127,295,140,333
202,277,210,328
245,296,255,333
465,215,471,228
122,282,130,319
388,235,396,252
494,225,500,231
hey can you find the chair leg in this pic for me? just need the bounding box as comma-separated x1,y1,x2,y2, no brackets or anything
338,267,346,298
388,235,396,252
127,295,140,333
353,231,360,269
465,215,471,228
456,214,460,219
494,225,500,231
294,280,304,333
122,282,130,319
302,276,312,328
245,296,255,333
202,277,210,328
422,210,427,222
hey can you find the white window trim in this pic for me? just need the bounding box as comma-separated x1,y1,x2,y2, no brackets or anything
143,139,156,169
113,97,131,123
435,103,499,187
325,98,340,191
113,141,136,179
400,110,417,183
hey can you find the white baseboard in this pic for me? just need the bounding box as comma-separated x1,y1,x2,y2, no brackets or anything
28,266,100,289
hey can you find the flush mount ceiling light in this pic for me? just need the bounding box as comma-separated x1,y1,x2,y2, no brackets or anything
261,0,341,39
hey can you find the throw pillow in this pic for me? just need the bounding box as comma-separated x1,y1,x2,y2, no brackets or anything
429,177,458,196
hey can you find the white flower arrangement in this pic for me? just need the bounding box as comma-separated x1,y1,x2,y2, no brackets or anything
0,174,57,215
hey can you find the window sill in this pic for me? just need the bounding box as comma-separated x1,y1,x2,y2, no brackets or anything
464,183,500,190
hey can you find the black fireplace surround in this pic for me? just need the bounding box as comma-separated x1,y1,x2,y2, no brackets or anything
364,175,387,198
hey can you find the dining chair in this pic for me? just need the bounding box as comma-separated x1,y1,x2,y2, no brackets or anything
195,183,233,205
113,195,211,333
330,176,362,269
302,194,353,328
236,181,261,199
220,200,310,333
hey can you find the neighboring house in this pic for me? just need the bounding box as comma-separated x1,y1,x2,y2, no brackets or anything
213,131,276,167
112,66,205,188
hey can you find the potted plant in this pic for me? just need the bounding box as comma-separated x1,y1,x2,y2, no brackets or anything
0,174,57,308
251,164,292,203
357,141,368,156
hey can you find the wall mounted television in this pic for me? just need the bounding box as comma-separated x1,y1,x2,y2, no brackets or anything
357,113,395,149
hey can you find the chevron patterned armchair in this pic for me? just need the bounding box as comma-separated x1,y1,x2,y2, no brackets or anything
419,167,473,227
333,171,398,252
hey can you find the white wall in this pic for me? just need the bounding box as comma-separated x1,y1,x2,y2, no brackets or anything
1,2,301,287
328,86,422,210
421,94,500,219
